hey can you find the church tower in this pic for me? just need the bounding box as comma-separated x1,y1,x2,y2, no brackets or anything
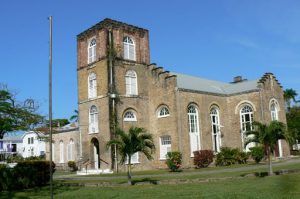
77,18,150,170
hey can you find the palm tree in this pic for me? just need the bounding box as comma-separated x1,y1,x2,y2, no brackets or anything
106,127,155,185
69,110,79,122
245,121,293,175
284,89,298,111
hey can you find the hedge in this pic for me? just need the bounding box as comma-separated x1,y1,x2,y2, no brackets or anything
0,160,55,191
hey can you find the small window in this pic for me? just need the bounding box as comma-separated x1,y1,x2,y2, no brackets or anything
126,152,139,164
123,36,136,60
124,110,137,121
270,100,279,121
28,137,30,144
88,38,96,64
31,137,34,144
158,106,170,118
59,140,64,163
160,136,171,160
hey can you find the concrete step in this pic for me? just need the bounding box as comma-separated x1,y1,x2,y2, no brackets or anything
76,169,113,175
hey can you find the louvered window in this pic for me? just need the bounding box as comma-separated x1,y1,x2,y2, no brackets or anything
125,70,138,95
89,105,99,133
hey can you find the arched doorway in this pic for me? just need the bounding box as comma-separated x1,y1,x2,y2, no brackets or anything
91,138,100,169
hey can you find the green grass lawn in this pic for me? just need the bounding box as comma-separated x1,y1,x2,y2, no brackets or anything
2,160,300,199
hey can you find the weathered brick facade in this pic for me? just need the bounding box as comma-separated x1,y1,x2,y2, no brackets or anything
77,18,289,171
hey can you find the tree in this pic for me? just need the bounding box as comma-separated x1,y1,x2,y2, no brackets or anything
0,89,43,139
245,121,293,175
286,107,300,148
106,127,155,185
69,110,79,122
284,88,298,111
45,118,70,127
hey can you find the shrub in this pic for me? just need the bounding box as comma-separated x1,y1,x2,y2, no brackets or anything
166,152,182,172
68,161,78,172
215,147,249,166
193,150,214,168
250,146,264,163
0,160,55,191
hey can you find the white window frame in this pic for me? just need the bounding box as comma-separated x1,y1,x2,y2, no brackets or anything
88,38,96,64
89,105,99,134
123,36,136,61
188,105,201,156
158,106,170,118
59,140,64,163
125,70,138,95
126,152,139,164
240,104,254,151
210,108,222,153
88,72,97,99
123,110,137,121
159,136,171,160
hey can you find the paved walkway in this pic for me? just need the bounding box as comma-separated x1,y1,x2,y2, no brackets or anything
55,157,300,182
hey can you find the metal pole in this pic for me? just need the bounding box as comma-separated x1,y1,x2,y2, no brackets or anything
48,16,53,199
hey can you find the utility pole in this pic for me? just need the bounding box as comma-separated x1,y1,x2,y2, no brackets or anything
48,16,53,199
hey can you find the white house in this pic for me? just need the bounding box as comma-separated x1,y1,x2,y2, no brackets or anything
0,132,23,160
22,131,46,158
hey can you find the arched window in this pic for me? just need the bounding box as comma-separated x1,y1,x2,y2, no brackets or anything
88,38,96,63
68,139,75,161
89,106,99,133
123,36,135,60
125,70,138,95
240,104,254,151
210,108,221,153
124,110,137,121
88,73,97,98
59,140,64,163
52,143,55,161
158,106,170,118
240,105,254,132
188,105,200,156
270,100,279,121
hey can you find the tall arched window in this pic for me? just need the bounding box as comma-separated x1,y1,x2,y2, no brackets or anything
88,38,96,63
68,139,75,161
270,99,282,157
123,110,137,121
123,36,135,60
88,73,97,98
89,105,99,134
210,108,221,153
125,70,138,95
270,100,279,121
188,105,200,156
240,104,254,151
59,140,64,163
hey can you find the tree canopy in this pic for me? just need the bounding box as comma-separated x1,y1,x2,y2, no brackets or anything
286,106,300,141
284,88,298,110
0,89,43,139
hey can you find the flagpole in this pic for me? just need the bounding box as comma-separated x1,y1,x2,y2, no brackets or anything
48,15,53,199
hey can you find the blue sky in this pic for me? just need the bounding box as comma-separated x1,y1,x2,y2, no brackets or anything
0,0,299,119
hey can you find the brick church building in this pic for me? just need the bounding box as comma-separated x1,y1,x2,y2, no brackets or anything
76,18,289,171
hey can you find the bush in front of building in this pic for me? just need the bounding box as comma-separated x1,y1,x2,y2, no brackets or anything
166,151,182,172
215,147,249,166
0,160,55,191
68,161,78,172
193,150,214,168
250,146,264,163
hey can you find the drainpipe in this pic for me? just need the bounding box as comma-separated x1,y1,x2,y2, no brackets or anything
108,30,118,172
